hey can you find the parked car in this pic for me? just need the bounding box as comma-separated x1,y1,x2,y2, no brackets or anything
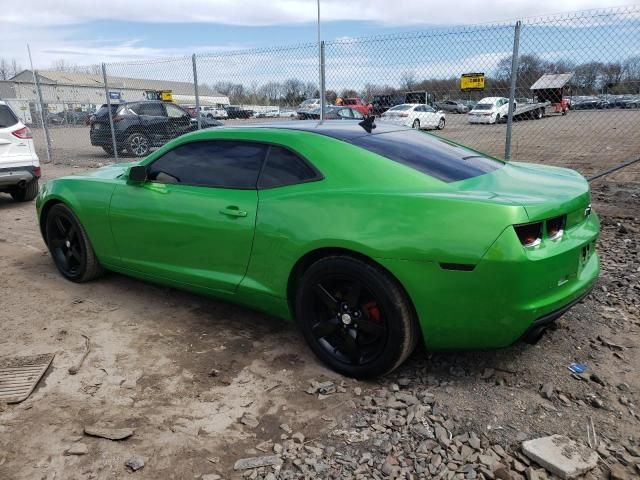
0,100,41,202
619,95,640,108
435,100,469,114
201,105,229,119
89,100,211,157
46,112,66,126
340,98,372,116
381,103,445,130
371,94,404,116
304,106,365,120
468,97,516,124
297,99,325,119
225,106,254,119
569,96,600,110
37,121,600,377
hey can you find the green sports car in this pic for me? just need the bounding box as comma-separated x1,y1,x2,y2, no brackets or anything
36,121,599,377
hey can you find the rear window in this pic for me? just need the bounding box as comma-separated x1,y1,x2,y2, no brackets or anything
473,104,493,110
351,130,503,183
0,105,19,128
388,105,412,111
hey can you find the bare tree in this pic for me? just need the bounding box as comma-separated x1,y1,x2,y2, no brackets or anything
400,71,417,91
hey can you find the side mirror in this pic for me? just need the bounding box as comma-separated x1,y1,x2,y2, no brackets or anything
128,165,147,183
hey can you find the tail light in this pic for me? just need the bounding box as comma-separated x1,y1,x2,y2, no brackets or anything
399,113,408,117
547,215,566,240
12,126,33,139
514,222,542,247
33,167,42,178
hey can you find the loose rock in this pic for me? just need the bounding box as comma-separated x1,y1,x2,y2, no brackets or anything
522,435,597,479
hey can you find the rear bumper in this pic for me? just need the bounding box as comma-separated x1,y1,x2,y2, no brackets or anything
0,166,38,188
519,286,592,343
468,115,494,124
377,210,600,350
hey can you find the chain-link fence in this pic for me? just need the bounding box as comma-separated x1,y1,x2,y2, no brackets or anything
18,6,640,182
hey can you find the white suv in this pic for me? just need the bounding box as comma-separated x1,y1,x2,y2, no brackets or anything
0,101,41,202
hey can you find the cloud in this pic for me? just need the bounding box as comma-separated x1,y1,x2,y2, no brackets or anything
4,0,632,27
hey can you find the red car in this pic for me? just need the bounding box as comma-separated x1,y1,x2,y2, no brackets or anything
341,98,372,116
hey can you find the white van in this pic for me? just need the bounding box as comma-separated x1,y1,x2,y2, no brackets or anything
468,97,517,124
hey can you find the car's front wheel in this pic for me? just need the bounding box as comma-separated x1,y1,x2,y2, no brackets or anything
45,203,104,282
295,255,419,378
412,119,420,129
10,179,39,202
494,113,501,124
437,117,446,130
125,132,150,157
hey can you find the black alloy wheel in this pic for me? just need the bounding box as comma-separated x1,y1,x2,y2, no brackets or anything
45,204,104,282
296,256,418,378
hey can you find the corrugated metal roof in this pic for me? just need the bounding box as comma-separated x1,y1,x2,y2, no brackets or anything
10,70,221,96
530,73,574,90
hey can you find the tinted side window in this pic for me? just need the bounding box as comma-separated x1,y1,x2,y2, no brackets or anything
0,105,19,128
148,141,267,188
138,103,165,116
351,130,503,183
166,103,187,118
258,146,318,189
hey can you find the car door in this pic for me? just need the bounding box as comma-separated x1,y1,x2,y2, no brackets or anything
109,140,266,293
419,105,438,127
134,102,167,144
164,103,194,139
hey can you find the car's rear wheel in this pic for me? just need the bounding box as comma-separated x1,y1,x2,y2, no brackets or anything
437,118,446,130
102,146,114,155
295,255,418,378
412,119,420,129
10,179,39,202
45,203,104,282
125,132,150,157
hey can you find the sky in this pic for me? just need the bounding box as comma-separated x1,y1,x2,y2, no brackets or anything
1,0,636,67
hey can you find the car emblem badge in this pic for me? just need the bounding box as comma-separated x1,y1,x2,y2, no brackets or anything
341,313,352,325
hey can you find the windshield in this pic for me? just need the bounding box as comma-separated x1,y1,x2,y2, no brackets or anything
351,130,503,183
473,104,493,110
388,104,412,111
0,105,19,128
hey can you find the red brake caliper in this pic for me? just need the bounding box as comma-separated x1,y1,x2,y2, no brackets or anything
363,301,381,323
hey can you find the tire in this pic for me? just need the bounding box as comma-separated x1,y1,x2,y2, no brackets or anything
437,117,446,130
536,108,544,120
102,146,114,155
125,132,150,157
295,255,419,378
412,119,420,129
11,179,39,202
44,203,104,283
494,114,501,124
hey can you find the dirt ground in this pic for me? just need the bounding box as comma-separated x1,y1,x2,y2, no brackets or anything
0,143,639,478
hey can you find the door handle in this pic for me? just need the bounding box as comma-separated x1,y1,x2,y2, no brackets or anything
219,206,248,218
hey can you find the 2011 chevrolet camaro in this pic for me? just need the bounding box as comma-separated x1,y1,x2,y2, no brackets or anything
36,121,599,377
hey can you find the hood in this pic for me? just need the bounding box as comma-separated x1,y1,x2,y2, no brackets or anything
85,162,135,179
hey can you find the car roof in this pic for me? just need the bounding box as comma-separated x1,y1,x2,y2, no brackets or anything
477,97,505,103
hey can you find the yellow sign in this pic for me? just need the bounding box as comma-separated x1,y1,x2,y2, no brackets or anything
460,73,485,91
160,90,173,101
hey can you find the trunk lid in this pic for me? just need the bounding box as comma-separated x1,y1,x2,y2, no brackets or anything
454,161,590,221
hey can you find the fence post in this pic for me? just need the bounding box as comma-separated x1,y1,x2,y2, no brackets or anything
101,63,119,163
504,20,521,161
32,70,53,164
320,41,326,121
192,54,202,130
